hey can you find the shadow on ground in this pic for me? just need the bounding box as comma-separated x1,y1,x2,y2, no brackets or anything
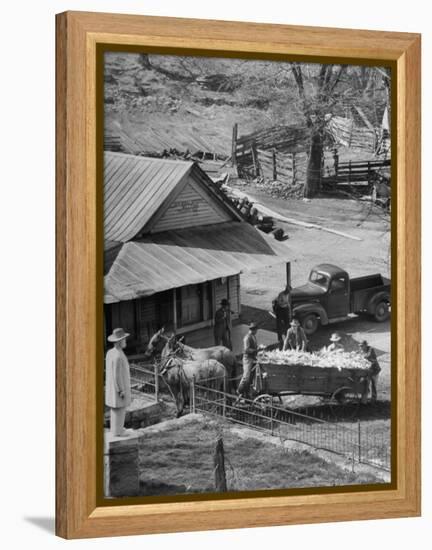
24,517,55,534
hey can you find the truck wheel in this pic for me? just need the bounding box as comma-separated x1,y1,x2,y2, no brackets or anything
301,313,319,335
374,301,390,322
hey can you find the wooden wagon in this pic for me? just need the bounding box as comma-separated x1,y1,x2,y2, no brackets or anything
252,361,370,416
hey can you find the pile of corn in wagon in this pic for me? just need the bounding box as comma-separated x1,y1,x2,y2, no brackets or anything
258,349,370,371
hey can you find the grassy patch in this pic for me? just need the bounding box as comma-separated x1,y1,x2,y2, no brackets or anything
139,418,383,496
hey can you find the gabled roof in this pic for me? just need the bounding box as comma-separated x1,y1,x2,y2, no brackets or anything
104,152,241,243
104,152,193,243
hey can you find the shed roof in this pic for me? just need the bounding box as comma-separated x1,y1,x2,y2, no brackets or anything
104,221,290,303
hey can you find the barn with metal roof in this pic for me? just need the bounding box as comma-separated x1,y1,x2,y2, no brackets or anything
104,152,290,351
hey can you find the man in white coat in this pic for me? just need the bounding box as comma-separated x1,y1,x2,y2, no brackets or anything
105,327,132,436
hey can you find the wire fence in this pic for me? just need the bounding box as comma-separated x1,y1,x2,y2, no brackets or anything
130,362,160,401
129,364,390,473
190,376,391,473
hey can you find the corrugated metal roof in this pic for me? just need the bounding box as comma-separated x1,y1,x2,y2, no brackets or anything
104,152,193,242
104,222,291,303
105,124,231,156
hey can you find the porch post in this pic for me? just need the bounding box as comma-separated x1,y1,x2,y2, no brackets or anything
286,262,291,288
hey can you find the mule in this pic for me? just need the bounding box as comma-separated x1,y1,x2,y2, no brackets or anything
160,357,226,417
161,336,238,392
144,328,171,359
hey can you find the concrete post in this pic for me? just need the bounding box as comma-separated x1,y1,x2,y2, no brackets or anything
104,430,140,497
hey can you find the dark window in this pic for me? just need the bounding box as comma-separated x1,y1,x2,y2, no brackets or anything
330,276,347,293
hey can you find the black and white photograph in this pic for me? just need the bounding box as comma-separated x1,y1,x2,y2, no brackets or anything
103,51,392,499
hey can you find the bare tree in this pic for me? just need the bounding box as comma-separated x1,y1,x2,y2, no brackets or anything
290,63,347,198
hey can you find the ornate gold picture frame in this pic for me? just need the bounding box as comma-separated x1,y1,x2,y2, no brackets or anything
56,11,421,539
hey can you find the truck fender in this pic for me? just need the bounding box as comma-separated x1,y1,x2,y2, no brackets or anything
293,303,329,325
367,291,390,315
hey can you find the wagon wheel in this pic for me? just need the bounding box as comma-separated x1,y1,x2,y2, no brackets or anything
253,394,277,412
253,393,283,418
330,386,361,420
253,394,274,407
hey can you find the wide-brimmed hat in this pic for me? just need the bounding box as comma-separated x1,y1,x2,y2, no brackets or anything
290,318,300,326
249,322,258,330
329,333,341,342
220,299,230,306
107,327,130,342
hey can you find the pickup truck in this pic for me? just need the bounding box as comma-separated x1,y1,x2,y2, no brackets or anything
291,263,391,335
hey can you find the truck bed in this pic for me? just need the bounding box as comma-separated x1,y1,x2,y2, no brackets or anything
350,274,388,291
350,274,390,313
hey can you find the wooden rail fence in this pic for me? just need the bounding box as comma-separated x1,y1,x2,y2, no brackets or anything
323,158,391,187
233,123,308,187
256,148,307,186
326,116,377,152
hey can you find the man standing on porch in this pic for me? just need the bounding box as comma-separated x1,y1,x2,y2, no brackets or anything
105,328,132,437
214,298,233,349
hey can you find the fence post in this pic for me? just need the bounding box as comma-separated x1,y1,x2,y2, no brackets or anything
214,435,228,492
231,123,238,169
251,140,259,177
223,375,227,418
348,160,352,184
292,153,297,185
154,362,159,402
333,149,339,178
191,375,196,414
358,420,362,464
270,400,274,435
272,149,277,180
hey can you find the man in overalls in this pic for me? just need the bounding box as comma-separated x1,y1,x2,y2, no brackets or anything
283,318,308,351
359,340,381,403
237,322,260,399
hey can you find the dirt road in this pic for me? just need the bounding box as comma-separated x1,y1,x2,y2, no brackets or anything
239,189,391,399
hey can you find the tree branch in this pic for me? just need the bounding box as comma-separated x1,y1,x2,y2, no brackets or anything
290,62,313,127
328,65,347,95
